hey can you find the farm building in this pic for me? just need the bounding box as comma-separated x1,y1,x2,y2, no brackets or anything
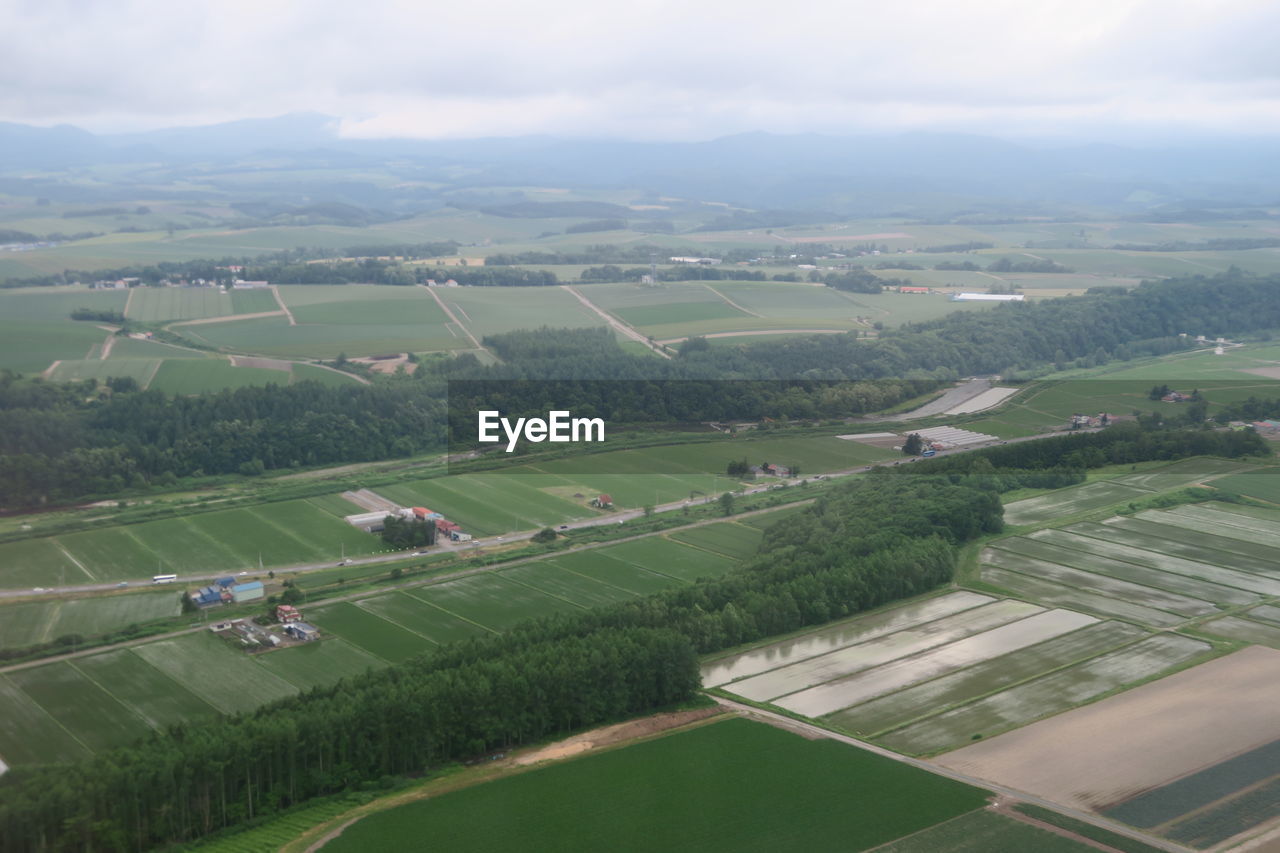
285,622,320,642
412,507,443,521
898,286,930,294
761,463,791,477
1162,391,1190,403
450,530,473,542
669,256,721,265
215,576,235,588
276,604,302,623
591,494,614,509
435,518,461,535
231,279,269,289
950,292,1025,302
190,585,224,608
231,581,264,604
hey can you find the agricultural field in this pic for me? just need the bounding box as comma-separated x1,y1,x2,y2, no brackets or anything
1001,456,1256,526
125,287,238,322
147,357,292,393
178,308,466,359
707,585,1215,757
1214,470,1280,504
0,287,128,375
0,517,765,768
982,501,1280,631
938,647,1280,849
314,533,745,655
435,285,605,338
0,497,386,588
0,590,182,649
321,718,993,853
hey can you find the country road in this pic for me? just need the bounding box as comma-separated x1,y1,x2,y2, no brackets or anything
561,285,672,359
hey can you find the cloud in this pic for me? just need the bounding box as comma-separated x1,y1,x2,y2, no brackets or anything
2,0,1278,140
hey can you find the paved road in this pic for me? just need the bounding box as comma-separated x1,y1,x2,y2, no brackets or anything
711,696,1195,853
0,424,1077,601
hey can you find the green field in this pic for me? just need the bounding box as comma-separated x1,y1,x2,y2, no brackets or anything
48,357,159,385
322,718,989,853
304,602,436,662
0,498,385,587
1213,471,1280,504
599,537,739,582
147,357,292,393
668,522,764,559
873,808,1112,852
125,287,236,322
179,314,466,358
499,561,639,608
410,573,584,631
252,639,384,690
0,675,91,765
359,591,491,645
9,661,152,752
435,285,605,338
131,632,298,714
73,649,220,728
0,287,128,374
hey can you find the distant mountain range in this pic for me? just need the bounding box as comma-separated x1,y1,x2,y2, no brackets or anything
2,113,1278,215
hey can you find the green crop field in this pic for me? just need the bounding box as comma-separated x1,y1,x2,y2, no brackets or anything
305,493,367,517
598,537,739,582
73,649,220,729
0,537,89,587
1214,471,1280,504
436,285,605,338
321,718,989,853
668,521,763,559
359,591,491,645
0,675,91,765
0,287,128,374
290,363,362,386
178,314,467,359
409,573,584,631
148,357,292,393
378,473,595,536
105,335,208,359
0,600,58,648
544,550,684,595
125,287,235,322
279,286,450,326
253,639,384,690
0,498,386,586
499,561,639,608
305,602,435,662
132,633,298,715
9,661,152,752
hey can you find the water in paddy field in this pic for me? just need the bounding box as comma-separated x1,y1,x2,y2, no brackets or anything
700,590,993,688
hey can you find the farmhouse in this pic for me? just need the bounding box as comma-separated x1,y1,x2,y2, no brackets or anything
284,622,320,642
276,604,302,623
898,286,930,294
435,518,461,536
591,494,614,509
1162,391,1190,402
950,292,1025,302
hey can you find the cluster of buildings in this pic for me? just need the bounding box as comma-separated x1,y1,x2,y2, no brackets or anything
668,256,721,265
750,463,792,478
1071,413,1112,428
405,506,473,542
190,577,265,607
210,605,319,651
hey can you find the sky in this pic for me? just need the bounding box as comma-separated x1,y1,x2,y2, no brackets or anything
3,0,1279,141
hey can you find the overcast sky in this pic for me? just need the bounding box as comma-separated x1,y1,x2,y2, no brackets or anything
4,0,1279,141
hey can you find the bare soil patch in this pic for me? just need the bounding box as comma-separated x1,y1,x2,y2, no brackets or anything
514,706,724,766
1244,367,1280,380
934,647,1280,813
229,355,294,372
350,353,417,374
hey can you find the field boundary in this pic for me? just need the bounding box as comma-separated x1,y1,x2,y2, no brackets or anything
561,285,671,359
272,286,297,326
419,285,483,350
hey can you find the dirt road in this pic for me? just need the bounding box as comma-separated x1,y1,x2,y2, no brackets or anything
561,285,672,359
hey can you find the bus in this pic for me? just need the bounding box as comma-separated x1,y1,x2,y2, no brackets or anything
152,574,178,584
